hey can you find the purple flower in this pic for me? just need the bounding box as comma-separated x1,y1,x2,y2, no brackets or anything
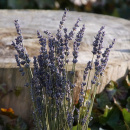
12,20,31,75
83,61,92,81
92,26,105,55
67,106,75,128
72,25,85,64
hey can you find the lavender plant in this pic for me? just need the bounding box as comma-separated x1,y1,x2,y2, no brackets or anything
12,9,115,130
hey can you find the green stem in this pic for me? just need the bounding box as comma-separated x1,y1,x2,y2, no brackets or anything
85,55,94,97
85,85,97,129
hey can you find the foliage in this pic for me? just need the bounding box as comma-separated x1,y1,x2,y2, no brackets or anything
89,71,130,130
0,83,23,100
0,108,28,130
0,84,28,129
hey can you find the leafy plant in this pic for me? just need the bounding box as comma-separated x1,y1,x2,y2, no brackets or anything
89,72,130,130
0,108,28,130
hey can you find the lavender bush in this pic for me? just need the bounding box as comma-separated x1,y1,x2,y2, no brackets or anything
11,9,115,130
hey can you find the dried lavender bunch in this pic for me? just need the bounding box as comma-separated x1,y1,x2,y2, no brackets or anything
12,9,115,130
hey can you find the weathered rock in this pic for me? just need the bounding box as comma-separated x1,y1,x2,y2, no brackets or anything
0,10,130,122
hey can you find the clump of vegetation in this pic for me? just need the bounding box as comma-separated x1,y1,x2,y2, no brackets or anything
11,9,115,129
90,71,130,130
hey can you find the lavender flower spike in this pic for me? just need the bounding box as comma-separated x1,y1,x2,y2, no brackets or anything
12,20,31,76
72,24,85,64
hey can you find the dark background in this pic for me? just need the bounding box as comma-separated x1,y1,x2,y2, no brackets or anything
0,0,130,20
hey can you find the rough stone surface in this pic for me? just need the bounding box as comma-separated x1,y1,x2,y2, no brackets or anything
0,10,130,121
